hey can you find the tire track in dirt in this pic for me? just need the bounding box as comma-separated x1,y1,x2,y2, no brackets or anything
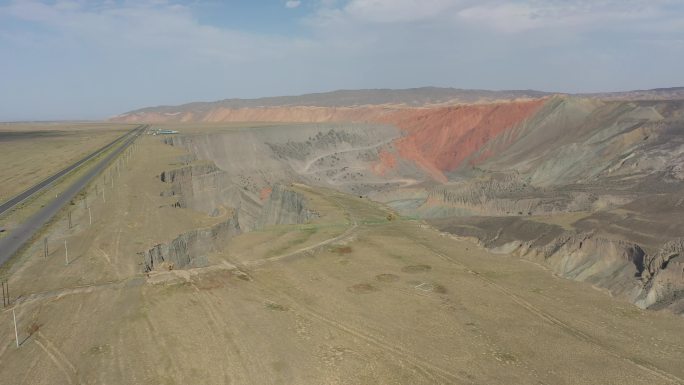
244,190,360,269
114,329,128,384
244,188,682,384
191,286,252,384
414,238,684,385
247,277,467,384
18,355,42,385
96,247,113,266
244,219,358,269
114,227,122,267
292,303,461,384
6,276,143,309
236,192,468,383
34,332,79,385
141,313,184,381
435,226,684,357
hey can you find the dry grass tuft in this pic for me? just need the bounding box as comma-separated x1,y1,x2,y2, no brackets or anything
331,245,352,254
265,302,289,311
26,322,41,336
347,283,379,294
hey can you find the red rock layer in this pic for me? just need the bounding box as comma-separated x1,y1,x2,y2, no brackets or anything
371,150,398,176
113,100,547,182
259,187,273,201
376,100,546,181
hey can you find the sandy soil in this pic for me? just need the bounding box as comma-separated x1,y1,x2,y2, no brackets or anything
0,132,682,385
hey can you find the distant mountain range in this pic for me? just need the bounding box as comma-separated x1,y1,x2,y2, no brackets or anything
115,86,684,120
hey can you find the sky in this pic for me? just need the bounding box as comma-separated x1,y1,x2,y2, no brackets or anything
1,0,684,121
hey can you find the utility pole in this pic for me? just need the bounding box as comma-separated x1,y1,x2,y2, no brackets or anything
44,237,48,259
88,207,92,225
64,240,69,265
13,308,18,348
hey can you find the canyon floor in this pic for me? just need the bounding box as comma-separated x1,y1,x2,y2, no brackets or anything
0,123,683,385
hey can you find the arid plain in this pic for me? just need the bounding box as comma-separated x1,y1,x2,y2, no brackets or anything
1,88,684,385
0,115,684,384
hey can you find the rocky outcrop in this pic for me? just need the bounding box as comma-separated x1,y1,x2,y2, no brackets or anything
142,212,241,272
160,163,220,184
144,164,318,272
139,97,684,315
258,184,317,228
512,234,647,301
637,239,684,312
379,172,632,219
159,163,234,212
432,216,683,314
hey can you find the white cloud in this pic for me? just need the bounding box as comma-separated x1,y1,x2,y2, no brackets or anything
1,1,297,61
285,0,302,9
456,1,670,33
309,0,684,34
342,0,459,23
1,0,683,120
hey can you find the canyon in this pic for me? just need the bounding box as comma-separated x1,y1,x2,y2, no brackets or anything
114,89,684,314
1,87,683,384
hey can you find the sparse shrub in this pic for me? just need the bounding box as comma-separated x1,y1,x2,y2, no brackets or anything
26,322,41,336
331,245,352,254
347,283,378,294
265,302,288,311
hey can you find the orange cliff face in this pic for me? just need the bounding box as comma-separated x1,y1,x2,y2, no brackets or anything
113,106,401,124
113,99,547,183
374,99,546,182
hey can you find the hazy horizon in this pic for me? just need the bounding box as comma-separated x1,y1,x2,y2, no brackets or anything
2,0,684,121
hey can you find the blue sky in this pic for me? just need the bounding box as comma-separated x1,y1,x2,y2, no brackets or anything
1,0,683,121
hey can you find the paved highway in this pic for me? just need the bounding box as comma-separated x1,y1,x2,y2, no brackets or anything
0,125,146,266
0,125,145,217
